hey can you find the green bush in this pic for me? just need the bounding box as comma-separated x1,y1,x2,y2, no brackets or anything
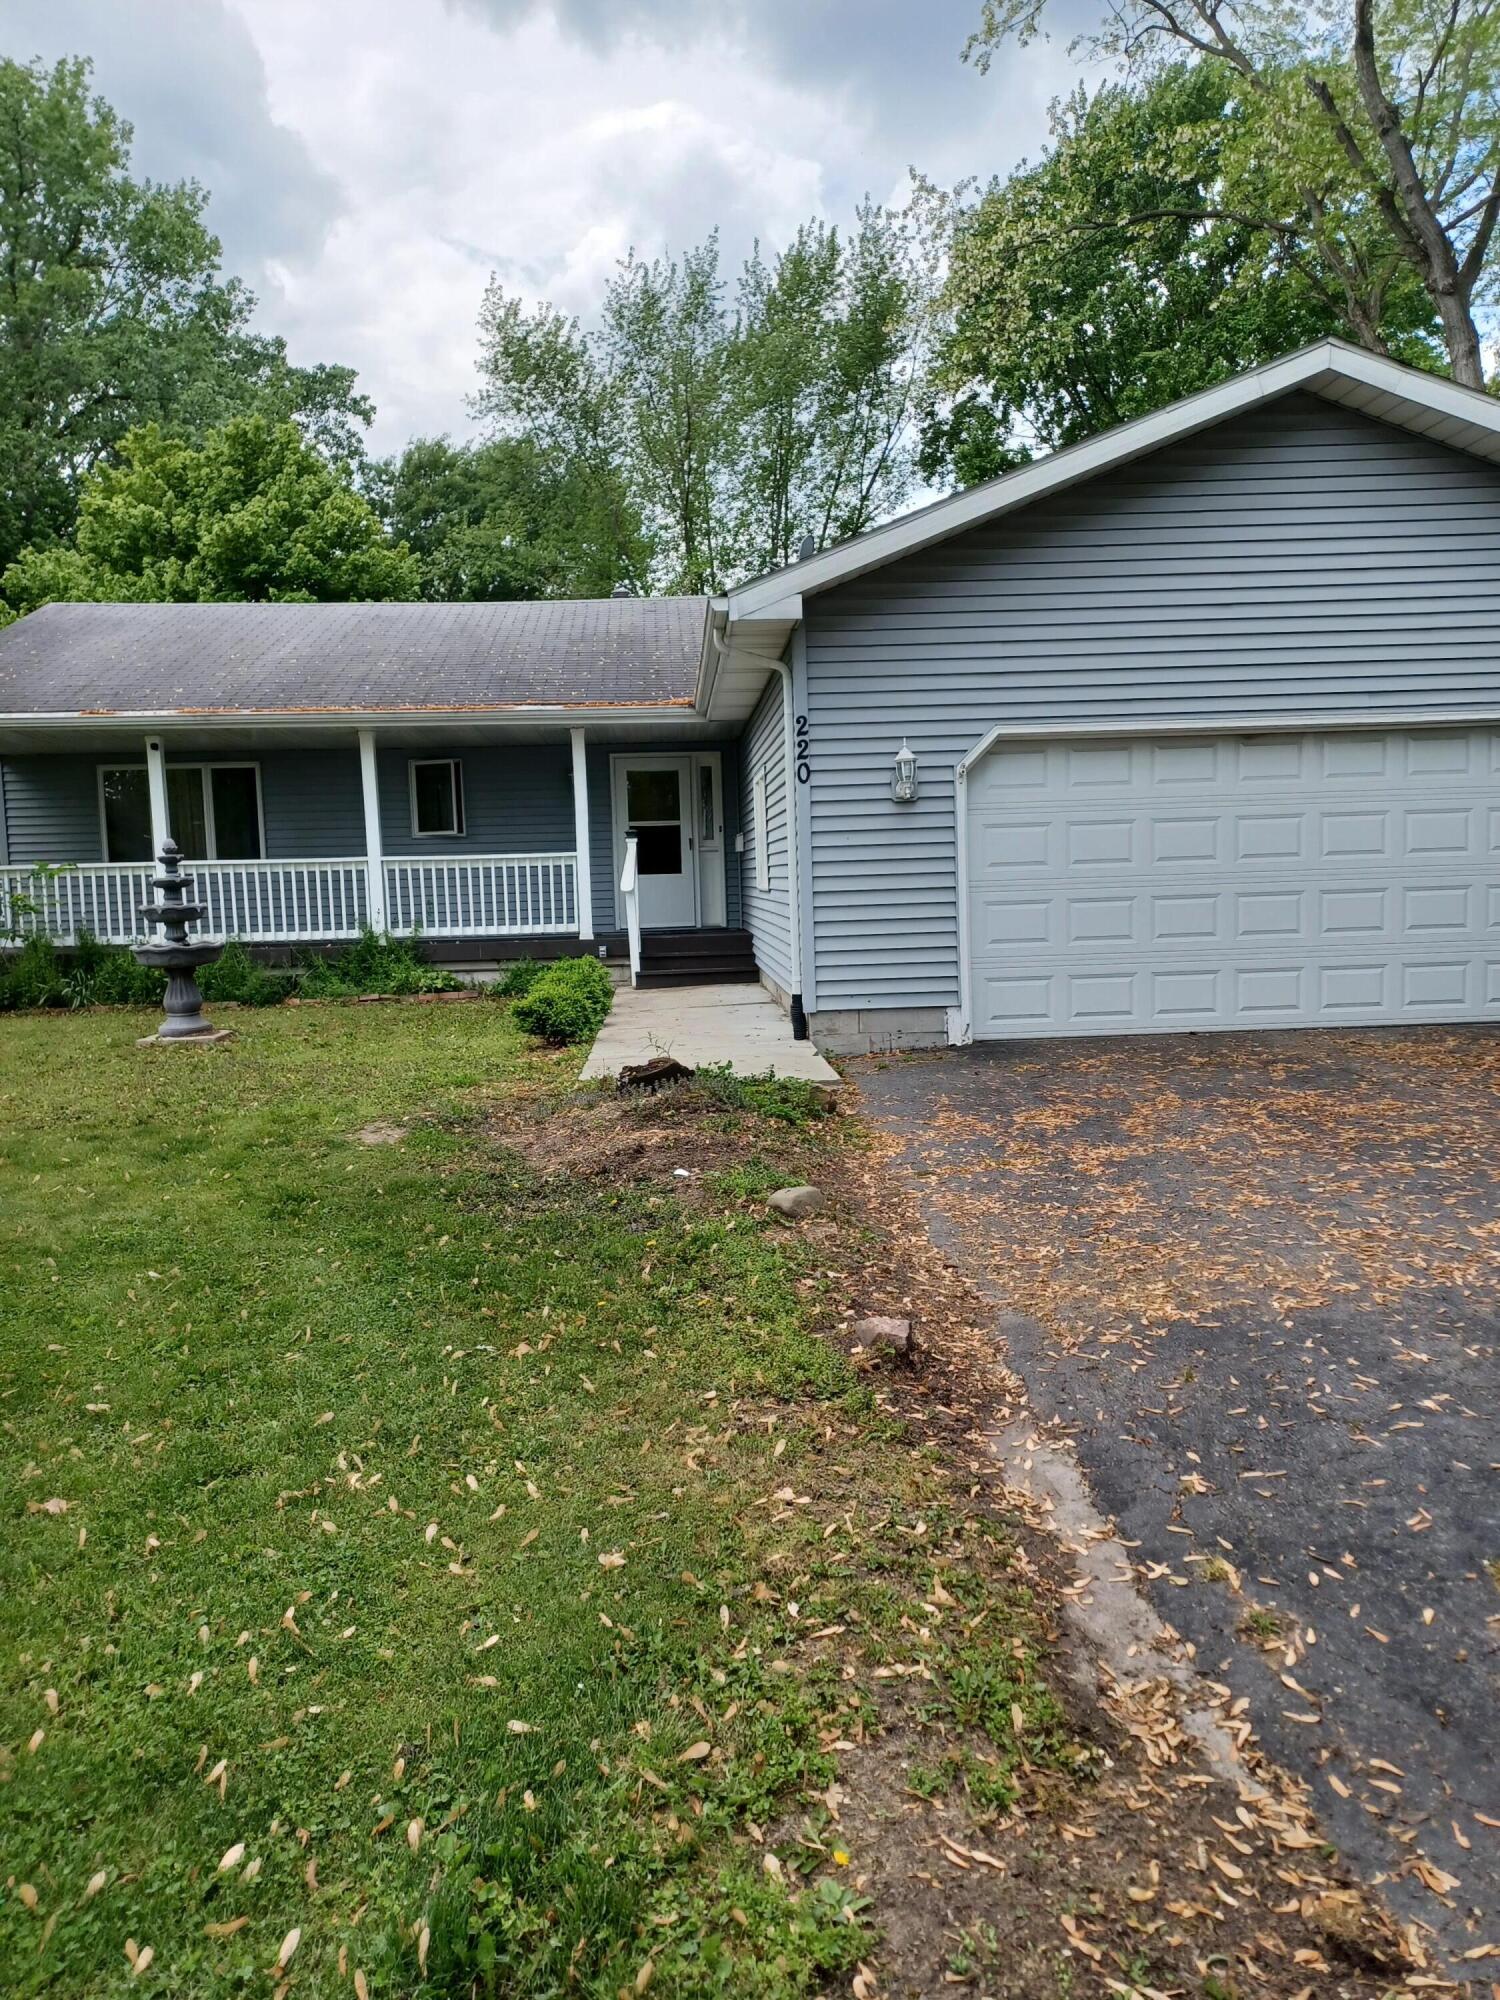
198,940,295,1008
63,932,165,1009
511,955,614,1044
0,932,165,1011
297,929,460,998
0,935,68,1010
494,956,543,998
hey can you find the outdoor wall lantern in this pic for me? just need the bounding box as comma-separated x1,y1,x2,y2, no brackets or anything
890,739,920,804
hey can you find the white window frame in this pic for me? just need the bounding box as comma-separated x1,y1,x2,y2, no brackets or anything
98,761,266,862
752,764,770,893
408,758,465,839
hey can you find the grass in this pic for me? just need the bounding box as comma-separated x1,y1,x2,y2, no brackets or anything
0,1004,1075,1998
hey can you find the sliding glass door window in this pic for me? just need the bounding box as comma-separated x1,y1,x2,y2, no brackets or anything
99,764,265,863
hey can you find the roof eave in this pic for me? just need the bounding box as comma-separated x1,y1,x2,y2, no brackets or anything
0,700,701,732
724,340,1500,621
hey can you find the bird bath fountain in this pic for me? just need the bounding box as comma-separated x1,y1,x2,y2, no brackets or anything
133,839,232,1045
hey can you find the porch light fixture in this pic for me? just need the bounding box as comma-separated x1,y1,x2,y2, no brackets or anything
890,739,920,804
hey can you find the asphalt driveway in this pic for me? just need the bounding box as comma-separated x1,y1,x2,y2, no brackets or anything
856,1027,1500,1975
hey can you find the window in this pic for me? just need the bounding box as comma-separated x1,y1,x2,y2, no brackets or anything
752,765,770,893
698,763,716,845
409,759,465,838
624,765,682,875
99,764,263,862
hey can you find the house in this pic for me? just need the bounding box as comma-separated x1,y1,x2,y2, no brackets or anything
3,340,1499,1051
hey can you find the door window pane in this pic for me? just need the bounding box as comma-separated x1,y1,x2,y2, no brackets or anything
634,824,682,874
626,769,680,822
211,767,262,858
167,768,209,857
411,760,463,836
102,768,152,863
699,765,715,843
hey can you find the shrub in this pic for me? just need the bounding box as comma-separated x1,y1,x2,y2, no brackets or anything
198,940,295,1008
298,929,460,998
0,935,68,1010
62,932,164,1009
511,955,614,1044
494,956,543,998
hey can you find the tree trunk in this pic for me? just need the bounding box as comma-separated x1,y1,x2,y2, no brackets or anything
1348,0,1488,388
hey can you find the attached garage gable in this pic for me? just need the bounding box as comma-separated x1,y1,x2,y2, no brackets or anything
966,725,1500,1039
795,385,1500,1038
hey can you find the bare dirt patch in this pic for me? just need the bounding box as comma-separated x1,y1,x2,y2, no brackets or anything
483,1075,827,1190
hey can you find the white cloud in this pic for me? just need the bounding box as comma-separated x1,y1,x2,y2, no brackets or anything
5,0,1096,455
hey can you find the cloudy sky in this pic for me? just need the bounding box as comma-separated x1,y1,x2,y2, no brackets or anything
7,0,1096,456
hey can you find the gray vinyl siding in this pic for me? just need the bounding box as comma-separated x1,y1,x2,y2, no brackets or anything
261,751,364,856
802,391,1500,1012
739,679,794,992
376,745,575,858
1,755,105,863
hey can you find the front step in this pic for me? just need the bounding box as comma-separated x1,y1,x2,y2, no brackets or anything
637,928,757,988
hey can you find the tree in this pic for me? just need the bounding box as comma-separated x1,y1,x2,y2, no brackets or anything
966,0,1500,388
1,418,419,610
0,55,372,574
373,435,649,600
474,207,934,590
926,63,1437,476
734,204,931,570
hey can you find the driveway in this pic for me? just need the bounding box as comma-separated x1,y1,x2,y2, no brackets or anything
856,1028,1500,1974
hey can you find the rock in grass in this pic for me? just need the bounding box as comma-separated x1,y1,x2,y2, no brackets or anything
853,1315,913,1357
766,1185,823,1221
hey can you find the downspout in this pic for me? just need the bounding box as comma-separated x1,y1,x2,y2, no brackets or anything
710,625,808,1039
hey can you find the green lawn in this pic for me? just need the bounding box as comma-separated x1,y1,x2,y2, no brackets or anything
0,1004,1069,1998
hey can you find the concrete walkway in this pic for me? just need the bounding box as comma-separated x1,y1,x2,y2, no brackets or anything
581,982,839,1083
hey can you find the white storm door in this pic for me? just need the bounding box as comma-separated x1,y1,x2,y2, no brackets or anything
616,756,698,929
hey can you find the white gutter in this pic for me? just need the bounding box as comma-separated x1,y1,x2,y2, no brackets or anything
710,627,807,1037
0,704,701,734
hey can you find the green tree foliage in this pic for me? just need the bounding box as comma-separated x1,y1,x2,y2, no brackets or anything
926,63,1438,476
0,55,372,574
474,206,933,591
1,418,419,609
965,0,1500,389
373,435,649,601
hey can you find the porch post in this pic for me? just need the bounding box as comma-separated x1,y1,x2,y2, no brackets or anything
144,736,170,856
357,729,388,934
569,726,594,941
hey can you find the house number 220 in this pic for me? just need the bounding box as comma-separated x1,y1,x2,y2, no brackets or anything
795,714,811,784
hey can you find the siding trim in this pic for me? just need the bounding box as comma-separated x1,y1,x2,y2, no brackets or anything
950,707,1500,1048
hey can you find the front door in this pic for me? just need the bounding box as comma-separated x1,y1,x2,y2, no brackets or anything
617,756,698,929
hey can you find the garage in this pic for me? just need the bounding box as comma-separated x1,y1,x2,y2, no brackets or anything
964,723,1500,1040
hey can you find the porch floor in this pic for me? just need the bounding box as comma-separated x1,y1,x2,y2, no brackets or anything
580,983,839,1084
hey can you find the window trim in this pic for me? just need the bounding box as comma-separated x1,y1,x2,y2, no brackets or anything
752,764,770,893
97,761,266,863
408,757,466,839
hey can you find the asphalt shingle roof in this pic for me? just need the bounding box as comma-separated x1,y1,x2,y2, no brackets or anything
0,598,709,716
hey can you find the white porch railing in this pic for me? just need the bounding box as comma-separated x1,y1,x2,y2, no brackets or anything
382,853,576,937
1,853,579,946
620,834,641,986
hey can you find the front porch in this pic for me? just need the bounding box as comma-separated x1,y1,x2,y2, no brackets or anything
0,726,743,961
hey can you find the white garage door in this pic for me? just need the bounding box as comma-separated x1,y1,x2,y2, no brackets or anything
966,726,1500,1040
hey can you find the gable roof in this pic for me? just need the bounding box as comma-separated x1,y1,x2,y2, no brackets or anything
0,596,709,721
720,340,1500,635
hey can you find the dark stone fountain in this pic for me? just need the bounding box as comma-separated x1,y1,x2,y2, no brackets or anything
132,839,230,1044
